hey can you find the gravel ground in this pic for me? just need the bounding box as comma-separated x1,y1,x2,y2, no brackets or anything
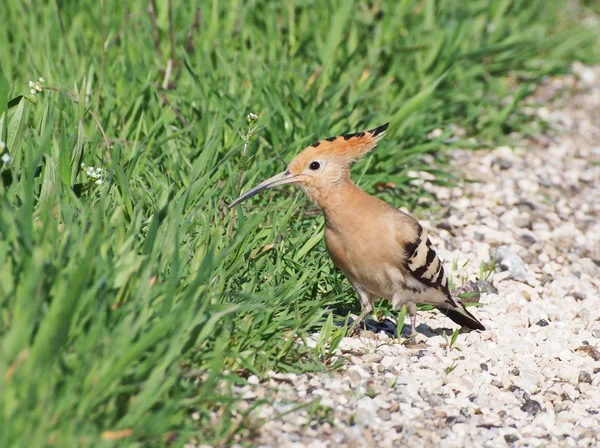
224,65,600,448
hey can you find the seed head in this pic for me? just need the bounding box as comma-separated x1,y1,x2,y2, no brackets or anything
247,112,258,124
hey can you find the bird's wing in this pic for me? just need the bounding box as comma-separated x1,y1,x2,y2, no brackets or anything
399,219,452,298
395,212,486,330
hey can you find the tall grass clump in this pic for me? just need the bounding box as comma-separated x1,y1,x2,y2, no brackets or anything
0,0,598,445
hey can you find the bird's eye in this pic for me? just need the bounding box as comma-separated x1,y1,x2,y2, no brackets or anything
309,161,320,170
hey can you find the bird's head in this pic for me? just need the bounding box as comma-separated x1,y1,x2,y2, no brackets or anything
229,122,389,207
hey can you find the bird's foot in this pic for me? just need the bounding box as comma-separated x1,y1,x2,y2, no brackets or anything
347,308,372,337
347,320,362,337
402,333,418,346
400,314,418,345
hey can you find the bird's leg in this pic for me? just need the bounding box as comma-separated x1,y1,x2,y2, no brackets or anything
392,293,416,341
406,302,417,341
398,302,419,345
407,302,418,335
348,304,373,336
410,314,417,335
348,287,372,336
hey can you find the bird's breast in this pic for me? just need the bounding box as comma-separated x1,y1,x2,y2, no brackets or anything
324,221,405,299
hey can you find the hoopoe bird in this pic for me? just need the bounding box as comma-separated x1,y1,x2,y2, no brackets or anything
230,123,485,335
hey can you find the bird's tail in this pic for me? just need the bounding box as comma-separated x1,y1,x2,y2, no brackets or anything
436,299,485,331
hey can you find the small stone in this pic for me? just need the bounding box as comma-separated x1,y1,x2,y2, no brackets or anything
507,304,523,313
480,363,489,372
438,221,453,232
592,329,600,339
354,407,376,427
362,353,382,364
543,244,558,260
504,434,519,443
247,375,260,385
517,178,538,194
415,350,428,359
578,258,599,277
427,128,443,139
578,371,592,384
495,246,528,282
492,157,513,170
455,280,481,303
548,274,579,297
494,271,511,283
510,368,520,376
509,385,526,400
540,274,553,285
536,319,549,327
575,345,600,361
420,391,444,407
378,409,391,421
521,399,542,415
348,365,371,379
579,430,596,440
373,395,391,409
538,176,552,188
394,375,412,385
476,280,498,294
571,292,586,301
572,61,597,85
519,232,537,247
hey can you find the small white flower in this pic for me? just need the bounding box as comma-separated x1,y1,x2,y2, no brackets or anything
247,112,258,123
29,81,35,87
35,84,43,92
0,140,5,150
30,89,37,95
83,164,104,182
39,77,45,83
80,162,86,168
1,153,10,164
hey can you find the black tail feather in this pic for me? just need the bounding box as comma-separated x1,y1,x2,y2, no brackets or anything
436,305,486,331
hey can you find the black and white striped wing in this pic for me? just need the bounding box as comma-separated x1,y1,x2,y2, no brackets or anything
403,230,451,298
402,226,486,330
398,218,486,331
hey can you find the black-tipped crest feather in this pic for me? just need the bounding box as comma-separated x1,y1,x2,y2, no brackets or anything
369,122,389,136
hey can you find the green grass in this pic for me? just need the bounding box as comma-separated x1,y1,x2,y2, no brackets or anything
0,0,598,445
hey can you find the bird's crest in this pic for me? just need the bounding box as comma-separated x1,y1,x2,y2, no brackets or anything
308,122,389,163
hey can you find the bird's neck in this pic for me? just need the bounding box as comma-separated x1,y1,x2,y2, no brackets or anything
316,178,373,226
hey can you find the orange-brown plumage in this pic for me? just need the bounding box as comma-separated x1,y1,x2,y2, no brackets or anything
230,123,485,335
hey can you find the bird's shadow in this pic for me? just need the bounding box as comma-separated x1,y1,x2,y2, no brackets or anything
335,312,458,339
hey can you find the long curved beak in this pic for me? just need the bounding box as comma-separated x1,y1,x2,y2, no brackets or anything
229,170,298,208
